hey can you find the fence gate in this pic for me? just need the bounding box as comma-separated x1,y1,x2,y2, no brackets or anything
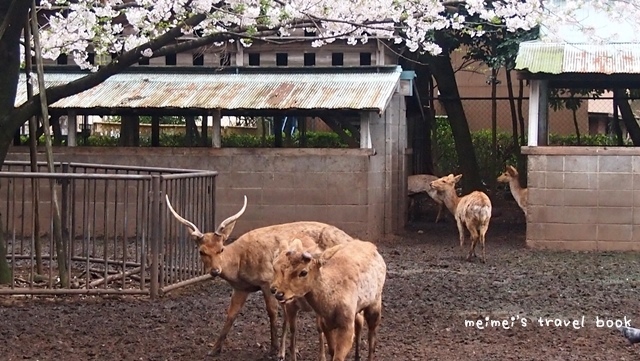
0,161,217,298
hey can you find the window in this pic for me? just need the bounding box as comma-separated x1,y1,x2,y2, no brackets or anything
248,53,261,66
332,53,344,66
193,53,204,66
165,53,177,65
360,52,372,66
304,53,316,66
276,53,288,66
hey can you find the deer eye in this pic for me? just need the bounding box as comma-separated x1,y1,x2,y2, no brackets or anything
199,250,206,256
299,270,308,277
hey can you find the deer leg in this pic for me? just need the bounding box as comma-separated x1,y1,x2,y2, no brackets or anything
263,287,281,356
466,230,479,262
479,226,488,263
364,301,382,361
324,328,337,360
211,290,250,354
354,312,364,361
456,219,466,257
316,317,327,361
331,325,356,361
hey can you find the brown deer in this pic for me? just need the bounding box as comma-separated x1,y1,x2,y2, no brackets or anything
165,195,353,359
270,238,387,361
497,165,528,216
407,174,447,223
430,174,492,263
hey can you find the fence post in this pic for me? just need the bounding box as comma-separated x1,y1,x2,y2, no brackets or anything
150,175,161,298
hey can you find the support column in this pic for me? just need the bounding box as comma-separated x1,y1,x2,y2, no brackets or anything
359,112,372,149
537,80,549,146
67,110,77,147
151,115,160,147
201,114,209,146
212,109,221,148
527,79,549,146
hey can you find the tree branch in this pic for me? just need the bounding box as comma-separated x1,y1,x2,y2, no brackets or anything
2,13,207,135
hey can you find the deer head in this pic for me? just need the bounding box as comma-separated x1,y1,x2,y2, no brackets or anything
430,173,462,192
497,165,518,183
165,194,247,277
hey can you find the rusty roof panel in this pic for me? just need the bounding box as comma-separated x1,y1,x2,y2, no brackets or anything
515,41,640,75
15,69,402,112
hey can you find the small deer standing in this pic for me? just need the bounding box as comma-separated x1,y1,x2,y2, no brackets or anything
497,165,528,217
430,174,492,263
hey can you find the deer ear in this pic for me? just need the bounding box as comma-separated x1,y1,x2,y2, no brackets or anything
289,238,304,252
507,165,517,176
453,174,463,183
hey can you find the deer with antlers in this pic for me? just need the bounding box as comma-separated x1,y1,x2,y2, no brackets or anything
165,194,354,360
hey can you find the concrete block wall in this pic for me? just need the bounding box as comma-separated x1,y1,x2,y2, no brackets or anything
522,146,640,251
6,147,376,239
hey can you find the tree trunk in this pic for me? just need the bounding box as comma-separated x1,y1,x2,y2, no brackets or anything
0,0,31,284
516,79,527,187
31,1,69,287
24,15,43,274
427,52,483,192
613,89,640,145
490,67,498,194
403,58,434,175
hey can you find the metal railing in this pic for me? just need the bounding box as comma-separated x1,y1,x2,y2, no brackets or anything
0,161,217,298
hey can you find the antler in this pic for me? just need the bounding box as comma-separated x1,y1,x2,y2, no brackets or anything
165,195,204,238
215,195,248,235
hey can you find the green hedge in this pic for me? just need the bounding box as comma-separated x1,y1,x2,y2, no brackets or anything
432,115,625,182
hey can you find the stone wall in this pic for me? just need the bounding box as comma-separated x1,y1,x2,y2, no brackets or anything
5,147,381,239
522,146,640,251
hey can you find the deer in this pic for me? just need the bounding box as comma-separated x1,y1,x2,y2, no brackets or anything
165,194,354,360
430,174,492,263
407,174,447,223
497,165,528,216
270,238,387,361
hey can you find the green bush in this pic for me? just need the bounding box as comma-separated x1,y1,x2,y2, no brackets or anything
432,116,626,184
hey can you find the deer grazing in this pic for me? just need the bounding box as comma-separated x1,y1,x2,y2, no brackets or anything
497,165,528,216
270,238,387,361
165,195,354,359
407,174,446,223
430,174,492,263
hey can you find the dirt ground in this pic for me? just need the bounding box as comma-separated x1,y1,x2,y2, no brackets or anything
2,198,640,361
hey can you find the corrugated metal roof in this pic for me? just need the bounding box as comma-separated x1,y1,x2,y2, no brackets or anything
15,68,402,112
515,42,640,75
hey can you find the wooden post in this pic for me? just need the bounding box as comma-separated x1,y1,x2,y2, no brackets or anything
151,115,160,147
201,114,208,146
67,110,77,147
274,116,283,148
212,109,221,148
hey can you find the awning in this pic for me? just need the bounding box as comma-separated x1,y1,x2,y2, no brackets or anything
515,41,640,75
15,66,403,113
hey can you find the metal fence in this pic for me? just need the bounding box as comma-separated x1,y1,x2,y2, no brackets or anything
0,161,217,298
